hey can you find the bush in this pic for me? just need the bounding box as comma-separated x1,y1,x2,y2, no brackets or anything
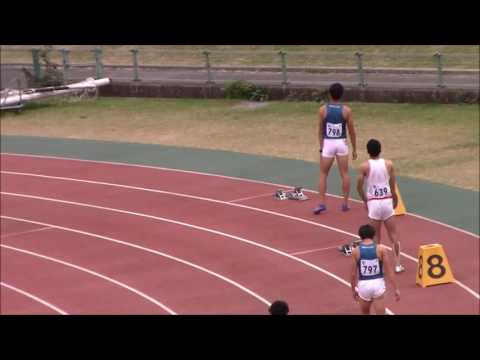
22,46,64,88
224,80,269,102
249,87,269,102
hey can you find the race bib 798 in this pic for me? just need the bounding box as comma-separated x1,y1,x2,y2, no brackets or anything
326,123,342,137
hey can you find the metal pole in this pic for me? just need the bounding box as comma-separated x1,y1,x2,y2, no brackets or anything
91,48,103,79
434,52,445,88
31,48,41,81
203,51,214,84
278,51,289,86
355,52,366,87
60,48,70,83
17,78,22,108
131,49,140,81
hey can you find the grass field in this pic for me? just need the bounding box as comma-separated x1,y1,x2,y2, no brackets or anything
1,45,479,69
1,97,478,191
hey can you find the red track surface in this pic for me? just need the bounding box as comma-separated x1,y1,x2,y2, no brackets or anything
1,153,478,314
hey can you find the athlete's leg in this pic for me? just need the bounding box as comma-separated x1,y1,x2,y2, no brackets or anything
358,298,372,315
369,219,382,244
318,155,335,205
336,154,350,209
384,216,403,270
376,223,383,243
372,295,386,315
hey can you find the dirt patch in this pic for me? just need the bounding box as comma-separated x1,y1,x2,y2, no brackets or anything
231,101,271,110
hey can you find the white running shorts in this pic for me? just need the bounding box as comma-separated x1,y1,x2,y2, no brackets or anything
356,278,386,302
367,198,395,221
322,139,349,158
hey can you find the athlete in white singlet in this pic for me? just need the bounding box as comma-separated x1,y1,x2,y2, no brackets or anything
357,139,405,273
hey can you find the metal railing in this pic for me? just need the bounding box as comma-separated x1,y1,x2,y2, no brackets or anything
0,47,478,89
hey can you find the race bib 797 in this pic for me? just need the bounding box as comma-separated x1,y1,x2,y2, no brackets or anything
360,259,381,276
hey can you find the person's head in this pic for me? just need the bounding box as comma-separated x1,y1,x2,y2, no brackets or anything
367,138,382,158
329,83,344,101
358,224,376,240
269,300,289,315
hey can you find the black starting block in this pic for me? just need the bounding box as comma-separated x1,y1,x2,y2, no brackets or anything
275,190,288,200
338,240,361,256
338,243,353,256
274,187,309,201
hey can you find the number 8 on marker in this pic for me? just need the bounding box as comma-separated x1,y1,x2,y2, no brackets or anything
427,254,446,279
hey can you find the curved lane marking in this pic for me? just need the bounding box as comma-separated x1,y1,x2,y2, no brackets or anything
1,192,395,315
1,244,176,314
2,170,478,300
1,281,68,315
1,153,477,238
1,215,271,307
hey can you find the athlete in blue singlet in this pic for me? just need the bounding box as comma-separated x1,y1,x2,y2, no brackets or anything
313,83,357,214
350,224,400,315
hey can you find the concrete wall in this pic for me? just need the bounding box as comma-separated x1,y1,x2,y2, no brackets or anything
99,81,479,104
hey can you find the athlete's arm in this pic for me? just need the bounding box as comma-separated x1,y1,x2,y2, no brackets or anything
345,106,357,160
350,247,359,301
356,162,368,208
387,160,398,209
379,245,400,301
318,106,325,152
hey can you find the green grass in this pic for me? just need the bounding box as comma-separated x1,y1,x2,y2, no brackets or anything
1,97,478,191
2,45,479,69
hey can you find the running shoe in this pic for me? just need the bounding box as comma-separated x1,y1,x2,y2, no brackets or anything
395,264,406,273
313,204,327,214
341,204,350,212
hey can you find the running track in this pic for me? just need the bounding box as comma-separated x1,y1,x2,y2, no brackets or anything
1,153,478,314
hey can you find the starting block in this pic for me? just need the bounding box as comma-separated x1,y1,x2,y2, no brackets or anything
275,190,288,200
416,244,455,288
338,239,361,256
274,187,309,201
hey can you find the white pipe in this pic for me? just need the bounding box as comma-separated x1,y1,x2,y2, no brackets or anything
1,78,111,107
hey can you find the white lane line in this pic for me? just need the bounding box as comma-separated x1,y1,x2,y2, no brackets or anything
1,215,271,307
2,152,478,238
289,246,339,256
1,281,68,315
0,191,395,315
228,192,277,203
2,170,479,301
1,243,177,315
401,212,480,238
0,171,356,238
1,226,52,239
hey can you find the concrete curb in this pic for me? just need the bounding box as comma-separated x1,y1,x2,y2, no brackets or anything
98,81,479,104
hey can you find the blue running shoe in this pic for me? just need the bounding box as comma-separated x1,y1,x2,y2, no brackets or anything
313,204,327,215
341,204,350,212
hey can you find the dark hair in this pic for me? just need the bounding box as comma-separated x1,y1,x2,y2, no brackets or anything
329,83,344,100
269,300,289,315
358,224,376,240
367,139,382,157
